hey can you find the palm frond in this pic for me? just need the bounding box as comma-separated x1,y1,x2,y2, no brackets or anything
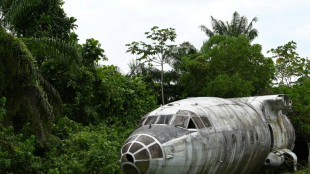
23,37,80,70
248,29,258,42
230,12,239,32
211,16,223,34
200,25,214,38
218,20,228,35
201,11,259,41
1,0,40,28
38,75,62,116
236,16,247,37
0,0,9,10
127,58,141,77
245,16,258,33
0,27,60,146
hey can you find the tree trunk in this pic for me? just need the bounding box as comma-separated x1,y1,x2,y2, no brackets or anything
161,60,164,105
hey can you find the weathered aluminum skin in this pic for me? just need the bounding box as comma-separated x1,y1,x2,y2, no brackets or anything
120,95,296,174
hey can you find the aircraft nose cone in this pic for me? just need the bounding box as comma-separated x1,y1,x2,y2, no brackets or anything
120,134,164,174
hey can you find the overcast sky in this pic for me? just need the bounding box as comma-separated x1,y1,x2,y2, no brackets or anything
63,0,310,73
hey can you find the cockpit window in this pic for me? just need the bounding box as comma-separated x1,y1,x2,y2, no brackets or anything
200,117,212,127
137,117,146,128
192,117,204,129
165,115,173,124
156,115,173,124
144,116,158,125
187,118,197,129
156,115,165,124
172,115,189,128
139,113,207,130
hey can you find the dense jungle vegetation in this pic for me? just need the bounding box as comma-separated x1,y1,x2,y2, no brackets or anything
0,1,310,173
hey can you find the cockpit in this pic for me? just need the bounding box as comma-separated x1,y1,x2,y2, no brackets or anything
137,111,212,130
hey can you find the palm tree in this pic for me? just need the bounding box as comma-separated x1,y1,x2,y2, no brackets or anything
0,0,40,31
0,27,59,146
200,11,258,41
0,0,78,146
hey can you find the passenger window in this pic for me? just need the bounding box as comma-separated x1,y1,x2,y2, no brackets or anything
187,118,197,129
144,116,158,125
200,117,212,127
172,116,189,128
192,117,205,129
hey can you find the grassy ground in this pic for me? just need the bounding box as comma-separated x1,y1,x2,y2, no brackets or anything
283,168,310,174
258,166,310,174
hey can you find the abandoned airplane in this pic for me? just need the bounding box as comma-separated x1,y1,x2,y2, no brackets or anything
120,95,298,174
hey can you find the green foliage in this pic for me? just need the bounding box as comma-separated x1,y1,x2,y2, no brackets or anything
0,27,59,145
0,97,6,122
170,41,198,71
0,1,158,173
258,165,300,174
268,41,308,86
1,1,309,173
46,63,157,125
0,126,42,173
181,35,274,98
62,66,99,124
200,11,258,41
41,118,134,174
273,77,310,141
81,38,107,67
0,0,41,28
0,0,77,41
126,26,177,105
128,50,194,104
96,66,157,124
126,26,176,61
23,37,80,66
204,73,254,97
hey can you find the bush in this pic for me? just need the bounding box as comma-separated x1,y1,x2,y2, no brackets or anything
273,77,310,141
42,119,134,173
0,127,42,173
95,65,157,125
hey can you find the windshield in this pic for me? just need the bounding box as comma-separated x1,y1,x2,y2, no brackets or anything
144,116,158,125
139,113,210,129
171,115,189,128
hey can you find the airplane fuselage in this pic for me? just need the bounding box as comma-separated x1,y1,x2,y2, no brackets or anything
120,95,296,174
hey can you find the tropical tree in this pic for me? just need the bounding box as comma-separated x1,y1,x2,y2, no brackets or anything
181,35,274,97
0,0,77,41
268,41,308,86
127,41,198,104
170,41,198,71
0,0,79,145
200,11,258,41
126,26,177,105
81,38,107,67
0,27,62,145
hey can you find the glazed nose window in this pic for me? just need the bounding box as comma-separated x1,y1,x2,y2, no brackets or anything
136,135,154,145
120,134,164,174
148,143,163,158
